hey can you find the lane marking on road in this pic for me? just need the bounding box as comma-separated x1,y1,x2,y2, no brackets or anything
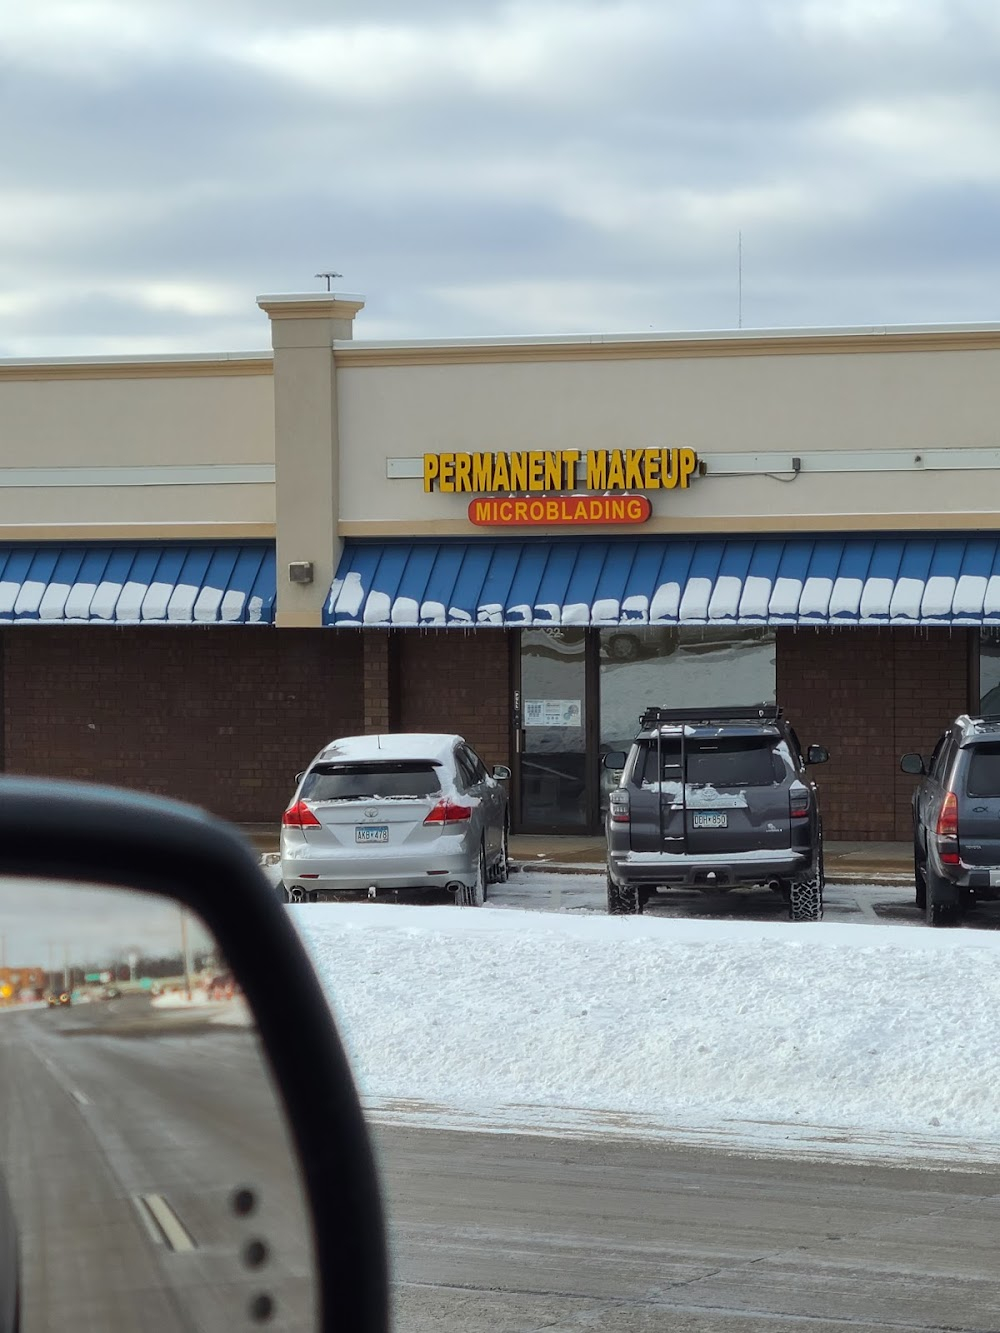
135,1194,197,1253
70,1088,91,1106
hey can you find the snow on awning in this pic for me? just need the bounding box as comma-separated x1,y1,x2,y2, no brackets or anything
0,543,276,624
325,536,1000,628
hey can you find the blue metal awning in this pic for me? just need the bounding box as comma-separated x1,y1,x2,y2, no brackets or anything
326,536,1000,627
0,543,275,624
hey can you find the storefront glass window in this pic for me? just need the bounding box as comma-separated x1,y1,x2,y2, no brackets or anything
519,627,588,829
599,627,776,810
980,629,1000,714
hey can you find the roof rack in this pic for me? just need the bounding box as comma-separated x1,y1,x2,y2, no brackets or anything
639,704,783,730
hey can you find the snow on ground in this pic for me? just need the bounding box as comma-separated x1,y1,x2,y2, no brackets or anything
293,897,1000,1167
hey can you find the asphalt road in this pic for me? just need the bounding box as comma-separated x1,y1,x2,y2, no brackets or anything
0,995,315,1333
379,1124,1000,1332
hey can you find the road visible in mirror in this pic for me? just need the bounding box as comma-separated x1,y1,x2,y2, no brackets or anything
0,877,317,1333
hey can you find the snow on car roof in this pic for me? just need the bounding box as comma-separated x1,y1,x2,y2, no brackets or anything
316,733,462,766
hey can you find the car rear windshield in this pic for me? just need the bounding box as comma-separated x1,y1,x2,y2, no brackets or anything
300,762,442,800
965,744,1000,797
633,736,785,787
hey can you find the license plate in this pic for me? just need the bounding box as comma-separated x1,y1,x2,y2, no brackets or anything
692,811,727,829
355,825,388,843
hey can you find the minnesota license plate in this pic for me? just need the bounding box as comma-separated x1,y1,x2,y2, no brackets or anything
355,825,388,843
692,811,727,829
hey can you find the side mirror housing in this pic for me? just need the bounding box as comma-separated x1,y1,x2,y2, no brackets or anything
0,776,389,1330
602,750,628,770
899,753,926,776
492,764,512,780
806,744,830,766
294,771,305,784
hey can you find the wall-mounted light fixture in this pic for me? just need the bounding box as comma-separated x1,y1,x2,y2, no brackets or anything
288,561,314,585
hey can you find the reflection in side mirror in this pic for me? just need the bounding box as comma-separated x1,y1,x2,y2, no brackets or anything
602,750,628,770
899,753,926,776
492,764,512,780
806,744,830,765
0,877,318,1332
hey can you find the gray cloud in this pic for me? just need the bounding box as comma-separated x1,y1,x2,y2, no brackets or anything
1,0,999,353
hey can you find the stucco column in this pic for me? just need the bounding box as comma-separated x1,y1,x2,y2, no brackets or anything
257,292,365,628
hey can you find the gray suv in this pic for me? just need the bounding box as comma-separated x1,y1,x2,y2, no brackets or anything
604,706,829,921
901,714,1000,926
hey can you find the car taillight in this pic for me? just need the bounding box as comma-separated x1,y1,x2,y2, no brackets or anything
935,791,960,864
789,790,810,819
282,800,321,828
608,791,630,824
423,800,472,825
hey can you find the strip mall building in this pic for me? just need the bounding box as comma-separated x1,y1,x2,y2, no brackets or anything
3,293,999,840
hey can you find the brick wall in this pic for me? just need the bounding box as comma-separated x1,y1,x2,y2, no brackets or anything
1,626,364,823
777,627,971,840
396,629,511,770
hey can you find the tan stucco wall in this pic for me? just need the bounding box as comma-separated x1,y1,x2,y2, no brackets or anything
335,343,1000,532
0,483,273,528
0,359,275,532
0,365,274,467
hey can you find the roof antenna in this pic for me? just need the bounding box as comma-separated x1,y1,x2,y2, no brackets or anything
737,232,743,329
315,271,342,292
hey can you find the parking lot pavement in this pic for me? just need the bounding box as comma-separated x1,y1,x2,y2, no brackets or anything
490,873,1000,928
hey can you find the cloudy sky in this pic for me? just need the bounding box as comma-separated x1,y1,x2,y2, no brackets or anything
2,0,999,355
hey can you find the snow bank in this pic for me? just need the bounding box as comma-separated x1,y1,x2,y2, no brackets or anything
295,904,1000,1164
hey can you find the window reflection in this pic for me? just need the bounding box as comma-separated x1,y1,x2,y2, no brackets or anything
599,628,776,810
980,629,1000,714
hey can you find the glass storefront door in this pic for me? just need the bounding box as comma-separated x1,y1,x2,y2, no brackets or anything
517,628,590,831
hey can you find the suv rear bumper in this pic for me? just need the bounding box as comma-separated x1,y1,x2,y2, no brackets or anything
608,848,809,889
928,854,1000,898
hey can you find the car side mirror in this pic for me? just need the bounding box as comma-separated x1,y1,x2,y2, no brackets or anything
602,750,628,770
0,776,389,1333
492,764,512,780
899,753,926,776
806,744,829,765
294,771,305,784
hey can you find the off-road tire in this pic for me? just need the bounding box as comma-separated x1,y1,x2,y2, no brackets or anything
459,843,487,907
789,845,824,922
607,873,639,915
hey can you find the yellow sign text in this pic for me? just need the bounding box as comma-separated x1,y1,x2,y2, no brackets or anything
423,448,698,493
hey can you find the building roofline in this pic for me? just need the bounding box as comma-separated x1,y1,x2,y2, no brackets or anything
0,351,272,369
336,319,1000,353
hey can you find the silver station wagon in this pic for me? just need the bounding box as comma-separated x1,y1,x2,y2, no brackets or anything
280,733,511,905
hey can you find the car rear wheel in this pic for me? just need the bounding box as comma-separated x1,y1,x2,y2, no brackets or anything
494,821,510,883
913,842,927,910
925,869,958,927
458,843,487,907
607,873,639,915
789,847,824,922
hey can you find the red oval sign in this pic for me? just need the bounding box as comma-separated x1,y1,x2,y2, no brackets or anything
468,495,652,527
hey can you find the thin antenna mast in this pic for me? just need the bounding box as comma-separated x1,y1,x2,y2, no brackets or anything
738,231,743,329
